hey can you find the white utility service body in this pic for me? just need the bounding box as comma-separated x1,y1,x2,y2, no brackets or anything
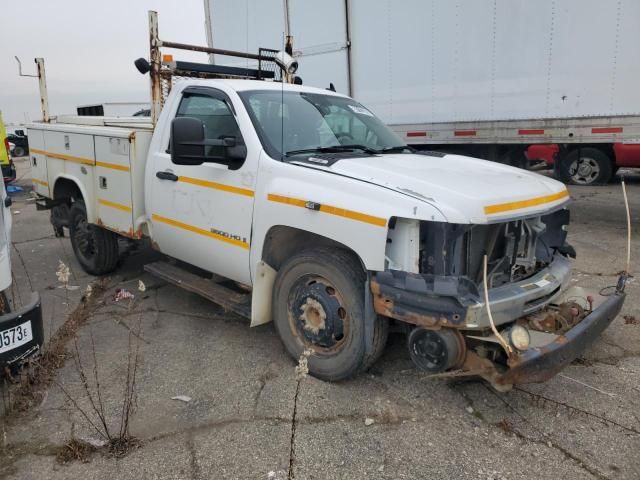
206,0,640,184
28,78,625,388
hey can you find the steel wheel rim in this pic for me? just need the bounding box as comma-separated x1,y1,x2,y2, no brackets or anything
410,330,448,370
569,157,600,184
288,274,350,354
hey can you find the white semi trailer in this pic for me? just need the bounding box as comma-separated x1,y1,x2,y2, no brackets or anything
205,0,640,185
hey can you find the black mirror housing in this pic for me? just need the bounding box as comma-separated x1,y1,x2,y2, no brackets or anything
171,117,207,165
170,117,248,167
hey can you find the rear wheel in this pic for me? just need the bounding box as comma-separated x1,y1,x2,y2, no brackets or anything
557,147,612,185
68,201,120,275
272,247,388,381
12,146,25,157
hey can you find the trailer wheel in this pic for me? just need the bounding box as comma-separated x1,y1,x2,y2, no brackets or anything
272,247,388,381
12,146,25,157
557,148,612,185
68,201,119,275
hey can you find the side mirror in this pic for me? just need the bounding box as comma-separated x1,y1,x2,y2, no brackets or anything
171,117,207,166
170,117,247,166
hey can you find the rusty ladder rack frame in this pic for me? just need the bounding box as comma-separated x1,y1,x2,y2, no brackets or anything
148,10,289,125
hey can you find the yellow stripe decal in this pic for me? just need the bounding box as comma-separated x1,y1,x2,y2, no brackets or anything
151,214,249,249
30,148,94,166
31,148,131,171
267,193,387,227
178,176,254,197
98,199,132,213
32,178,49,187
96,161,130,172
484,190,570,215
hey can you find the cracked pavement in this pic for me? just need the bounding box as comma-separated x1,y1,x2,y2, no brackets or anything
1,157,639,479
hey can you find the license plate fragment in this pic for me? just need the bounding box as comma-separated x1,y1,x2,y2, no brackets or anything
0,321,33,354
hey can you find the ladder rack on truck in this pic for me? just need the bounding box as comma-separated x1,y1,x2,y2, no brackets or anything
29,10,292,243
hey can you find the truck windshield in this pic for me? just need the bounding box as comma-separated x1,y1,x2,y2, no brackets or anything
238,90,409,160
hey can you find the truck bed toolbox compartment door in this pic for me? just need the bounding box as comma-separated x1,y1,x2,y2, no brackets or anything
27,129,49,196
94,136,135,236
42,130,96,216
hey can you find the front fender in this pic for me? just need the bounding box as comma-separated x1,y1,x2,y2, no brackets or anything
251,155,447,274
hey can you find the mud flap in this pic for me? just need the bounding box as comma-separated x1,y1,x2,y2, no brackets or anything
364,276,376,357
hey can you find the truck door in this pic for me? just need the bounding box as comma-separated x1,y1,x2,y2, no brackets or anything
149,87,257,285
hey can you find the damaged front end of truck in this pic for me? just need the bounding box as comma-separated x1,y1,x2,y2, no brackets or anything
371,208,626,391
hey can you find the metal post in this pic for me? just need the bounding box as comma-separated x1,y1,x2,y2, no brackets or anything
344,0,353,96
35,58,50,123
283,0,293,56
15,56,49,123
203,0,216,64
149,11,162,126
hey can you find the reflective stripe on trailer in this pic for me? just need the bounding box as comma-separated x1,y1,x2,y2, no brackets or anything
518,129,545,135
454,130,477,137
592,127,623,134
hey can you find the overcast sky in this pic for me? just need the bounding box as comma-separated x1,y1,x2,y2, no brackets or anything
0,0,207,125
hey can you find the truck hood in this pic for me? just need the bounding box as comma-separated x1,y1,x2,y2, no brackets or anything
295,153,569,224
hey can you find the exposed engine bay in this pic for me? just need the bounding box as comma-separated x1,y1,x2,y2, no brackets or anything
374,207,626,390
417,208,575,288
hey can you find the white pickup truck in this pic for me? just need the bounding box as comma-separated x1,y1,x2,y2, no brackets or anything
25,15,626,389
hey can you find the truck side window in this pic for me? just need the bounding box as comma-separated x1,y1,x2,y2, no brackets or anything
174,93,245,166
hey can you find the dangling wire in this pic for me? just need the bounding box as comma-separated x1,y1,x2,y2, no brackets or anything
622,177,631,276
483,255,512,355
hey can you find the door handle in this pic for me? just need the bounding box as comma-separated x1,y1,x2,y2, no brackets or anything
156,171,179,181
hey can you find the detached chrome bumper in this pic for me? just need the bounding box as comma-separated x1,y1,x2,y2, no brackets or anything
0,293,44,367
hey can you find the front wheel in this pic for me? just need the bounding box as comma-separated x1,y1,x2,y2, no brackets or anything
68,201,120,275
12,146,25,157
557,147,612,185
272,248,388,381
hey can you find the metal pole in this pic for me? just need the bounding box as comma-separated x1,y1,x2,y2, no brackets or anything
149,11,162,126
344,0,353,96
15,56,49,123
203,0,216,64
35,58,49,123
160,40,268,61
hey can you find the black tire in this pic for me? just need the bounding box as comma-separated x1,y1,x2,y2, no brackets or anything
12,146,25,157
556,147,612,185
272,247,388,381
500,148,528,170
68,201,120,275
